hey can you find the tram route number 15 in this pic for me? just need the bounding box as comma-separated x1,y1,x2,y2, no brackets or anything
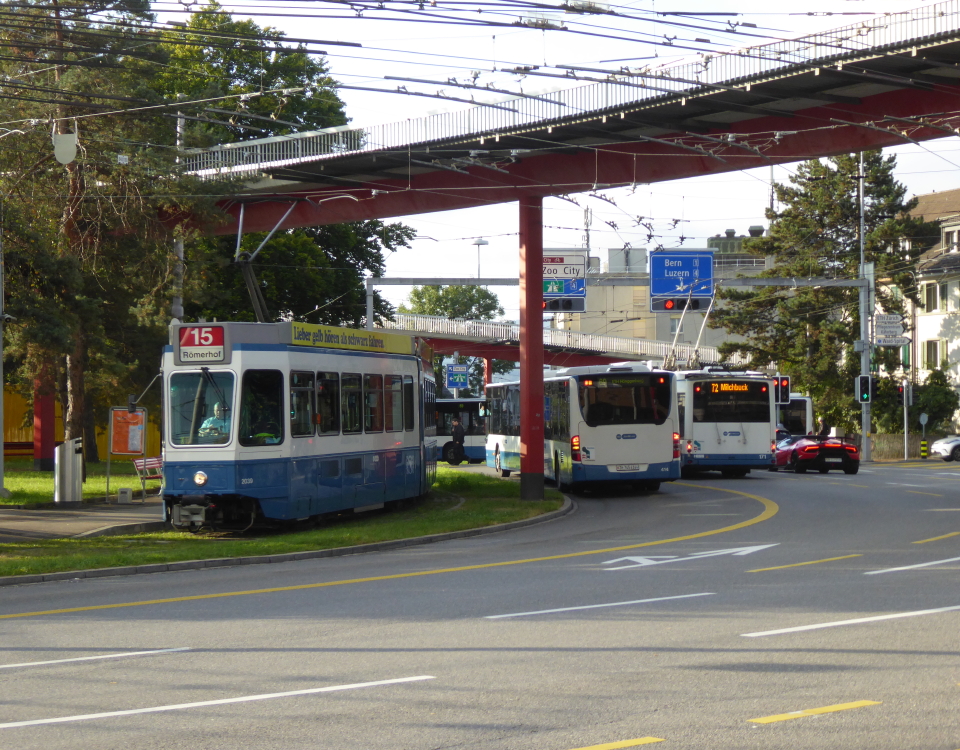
180,326,224,347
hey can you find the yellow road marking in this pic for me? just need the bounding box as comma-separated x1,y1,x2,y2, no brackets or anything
749,554,862,572
907,491,943,497
569,739,665,749
749,700,881,724
913,531,960,544
1,484,777,621
848,484,869,488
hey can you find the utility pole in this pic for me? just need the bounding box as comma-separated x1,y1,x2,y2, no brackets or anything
858,151,873,462
0,199,10,498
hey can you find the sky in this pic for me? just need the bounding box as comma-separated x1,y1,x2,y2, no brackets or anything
154,0,960,324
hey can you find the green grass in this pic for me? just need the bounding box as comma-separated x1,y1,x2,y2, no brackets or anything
0,467,564,578
1,458,152,506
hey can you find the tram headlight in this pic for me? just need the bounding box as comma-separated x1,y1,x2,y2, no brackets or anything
193,470,208,487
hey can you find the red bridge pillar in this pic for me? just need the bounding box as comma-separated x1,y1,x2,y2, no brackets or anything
518,196,544,500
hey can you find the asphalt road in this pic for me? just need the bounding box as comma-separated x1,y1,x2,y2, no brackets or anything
1,461,958,750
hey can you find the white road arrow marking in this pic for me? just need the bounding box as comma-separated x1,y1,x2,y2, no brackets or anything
602,544,778,570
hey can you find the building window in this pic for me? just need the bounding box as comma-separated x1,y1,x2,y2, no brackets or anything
670,317,683,336
924,340,941,370
923,283,939,312
944,230,955,252
901,344,910,368
940,282,949,311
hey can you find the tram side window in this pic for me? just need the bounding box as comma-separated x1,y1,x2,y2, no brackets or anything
424,379,436,431
290,371,315,438
364,374,384,432
316,372,340,435
341,374,362,434
403,375,415,431
239,369,284,446
385,375,403,432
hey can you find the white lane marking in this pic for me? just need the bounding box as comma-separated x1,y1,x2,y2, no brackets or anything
864,555,960,575
0,648,191,671
0,675,435,729
742,605,960,637
602,544,778,571
926,509,960,511
486,592,715,619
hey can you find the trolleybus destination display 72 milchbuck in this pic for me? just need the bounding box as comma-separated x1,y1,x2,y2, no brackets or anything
674,369,777,476
485,363,680,491
163,322,437,530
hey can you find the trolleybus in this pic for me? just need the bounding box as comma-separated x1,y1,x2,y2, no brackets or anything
485,363,679,491
162,321,436,530
436,397,487,464
779,394,815,436
675,369,777,476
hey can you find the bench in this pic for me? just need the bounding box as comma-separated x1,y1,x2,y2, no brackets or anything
132,456,163,501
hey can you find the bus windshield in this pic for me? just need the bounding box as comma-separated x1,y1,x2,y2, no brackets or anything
169,370,236,445
436,400,486,437
692,380,770,423
577,374,671,427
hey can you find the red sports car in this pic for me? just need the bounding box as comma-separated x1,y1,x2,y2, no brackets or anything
774,435,860,475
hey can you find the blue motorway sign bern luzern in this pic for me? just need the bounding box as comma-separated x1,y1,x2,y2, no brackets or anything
446,364,469,389
649,251,714,298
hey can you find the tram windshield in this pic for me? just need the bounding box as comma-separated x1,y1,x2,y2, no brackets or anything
169,370,236,445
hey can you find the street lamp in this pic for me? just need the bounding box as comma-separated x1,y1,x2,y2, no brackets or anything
473,238,489,279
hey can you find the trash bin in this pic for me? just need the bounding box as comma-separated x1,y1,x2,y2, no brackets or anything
117,487,133,504
54,438,83,504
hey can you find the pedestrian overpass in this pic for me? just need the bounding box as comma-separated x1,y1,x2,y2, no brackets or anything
382,313,748,371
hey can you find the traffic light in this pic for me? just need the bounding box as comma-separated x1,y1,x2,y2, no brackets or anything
856,375,873,403
897,384,905,405
774,376,791,405
542,297,586,312
650,298,702,312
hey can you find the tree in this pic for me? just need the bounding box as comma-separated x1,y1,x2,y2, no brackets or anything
155,5,414,326
912,370,959,433
400,285,514,395
0,1,227,460
711,152,938,434
154,1,348,145
183,222,413,326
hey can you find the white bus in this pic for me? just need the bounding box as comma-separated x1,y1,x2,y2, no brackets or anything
485,363,680,492
436,397,487,464
675,369,777,477
779,394,815,436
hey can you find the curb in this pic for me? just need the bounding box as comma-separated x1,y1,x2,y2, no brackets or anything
0,497,575,588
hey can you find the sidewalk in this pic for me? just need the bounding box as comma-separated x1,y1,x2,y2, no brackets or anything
0,499,166,543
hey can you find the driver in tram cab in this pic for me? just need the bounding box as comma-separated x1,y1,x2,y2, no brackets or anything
200,403,230,436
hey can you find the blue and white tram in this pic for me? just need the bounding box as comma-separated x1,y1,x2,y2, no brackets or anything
486,363,680,491
163,322,436,530
675,369,777,477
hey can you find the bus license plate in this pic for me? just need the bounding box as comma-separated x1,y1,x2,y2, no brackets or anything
616,464,640,471
825,457,842,463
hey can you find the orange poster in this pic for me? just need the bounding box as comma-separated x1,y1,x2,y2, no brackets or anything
110,407,146,455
